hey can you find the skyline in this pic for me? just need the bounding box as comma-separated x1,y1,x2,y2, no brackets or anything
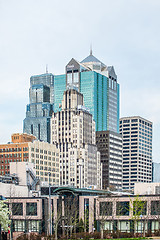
0,0,160,162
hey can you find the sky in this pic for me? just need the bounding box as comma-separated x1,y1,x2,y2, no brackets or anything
0,0,160,163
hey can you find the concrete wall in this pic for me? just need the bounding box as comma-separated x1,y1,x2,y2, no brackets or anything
134,182,160,195
0,182,29,197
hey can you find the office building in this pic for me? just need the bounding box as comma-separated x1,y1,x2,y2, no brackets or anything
119,116,152,191
54,51,119,132
23,73,54,142
96,131,122,190
51,88,102,189
0,133,59,184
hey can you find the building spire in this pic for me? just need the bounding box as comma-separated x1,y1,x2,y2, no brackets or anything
90,44,92,55
46,64,48,74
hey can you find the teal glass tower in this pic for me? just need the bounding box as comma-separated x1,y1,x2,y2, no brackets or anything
54,51,120,132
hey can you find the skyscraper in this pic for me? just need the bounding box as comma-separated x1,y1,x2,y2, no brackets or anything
119,116,152,191
96,131,122,190
23,73,54,142
54,51,119,132
51,88,102,189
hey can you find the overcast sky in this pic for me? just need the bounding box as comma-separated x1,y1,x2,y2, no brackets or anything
0,0,160,162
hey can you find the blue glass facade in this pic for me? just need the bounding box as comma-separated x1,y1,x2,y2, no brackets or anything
23,73,54,142
54,74,66,112
54,55,120,132
80,71,108,131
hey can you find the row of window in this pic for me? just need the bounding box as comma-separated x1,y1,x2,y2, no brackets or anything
0,147,28,153
12,202,37,216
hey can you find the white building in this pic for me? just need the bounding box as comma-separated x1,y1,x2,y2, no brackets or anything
51,88,102,189
28,141,59,185
134,182,160,195
119,116,152,191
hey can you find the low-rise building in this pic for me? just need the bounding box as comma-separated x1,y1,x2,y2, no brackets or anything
134,182,160,195
0,133,59,184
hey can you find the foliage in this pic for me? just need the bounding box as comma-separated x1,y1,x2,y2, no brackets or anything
129,195,146,220
0,200,11,231
78,218,84,232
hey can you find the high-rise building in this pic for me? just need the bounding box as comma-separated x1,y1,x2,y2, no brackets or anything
119,116,152,191
96,131,122,190
54,51,119,132
51,88,102,189
0,133,59,185
23,73,54,142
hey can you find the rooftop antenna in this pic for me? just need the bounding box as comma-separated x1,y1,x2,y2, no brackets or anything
46,64,48,74
90,44,92,55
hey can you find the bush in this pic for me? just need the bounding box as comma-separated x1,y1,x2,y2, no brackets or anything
70,232,91,240
90,231,101,239
154,229,160,236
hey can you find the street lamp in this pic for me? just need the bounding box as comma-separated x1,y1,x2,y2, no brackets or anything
140,214,143,237
48,172,52,236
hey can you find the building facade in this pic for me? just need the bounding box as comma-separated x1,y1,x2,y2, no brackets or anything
134,182,160,195
119,116,152,191
23,73,54,142
96,131,122,190
0,133,59,185
51,88,102,189
54,51,120,132
7,188,160,237
152,162,160,182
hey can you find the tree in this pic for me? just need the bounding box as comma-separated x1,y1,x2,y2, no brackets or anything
97,199,113,239
0,200,11,231
129,195,147,235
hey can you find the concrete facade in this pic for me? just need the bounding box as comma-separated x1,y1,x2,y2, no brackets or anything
96,131,122,190
119,116,152,191
51,89,102,189
134,182,160,195
0,133,59,184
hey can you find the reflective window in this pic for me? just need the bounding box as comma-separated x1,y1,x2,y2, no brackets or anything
73,72,79,83
67,73,72,84
12,203,23,216
26,203,37,216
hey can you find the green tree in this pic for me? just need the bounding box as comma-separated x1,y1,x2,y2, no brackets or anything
0,200,11,231
129,195,147,235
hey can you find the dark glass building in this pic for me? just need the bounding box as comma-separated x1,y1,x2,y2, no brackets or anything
23,73,54,142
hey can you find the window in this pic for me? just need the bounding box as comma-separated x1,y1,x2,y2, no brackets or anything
151,201,160,215
67,73,72,84
99,202,112,216
73,72,79,83
12,203,23,216
28,220,40,232
26,202,37,216
13,220,25,232
116,202,129,216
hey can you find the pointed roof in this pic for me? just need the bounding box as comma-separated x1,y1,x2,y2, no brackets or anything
81,52,106,68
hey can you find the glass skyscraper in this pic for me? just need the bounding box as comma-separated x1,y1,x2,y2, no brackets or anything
24,51,120,144
23,73,54,142
54,51,120,132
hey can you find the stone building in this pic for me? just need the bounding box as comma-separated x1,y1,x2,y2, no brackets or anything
51,88,102,189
